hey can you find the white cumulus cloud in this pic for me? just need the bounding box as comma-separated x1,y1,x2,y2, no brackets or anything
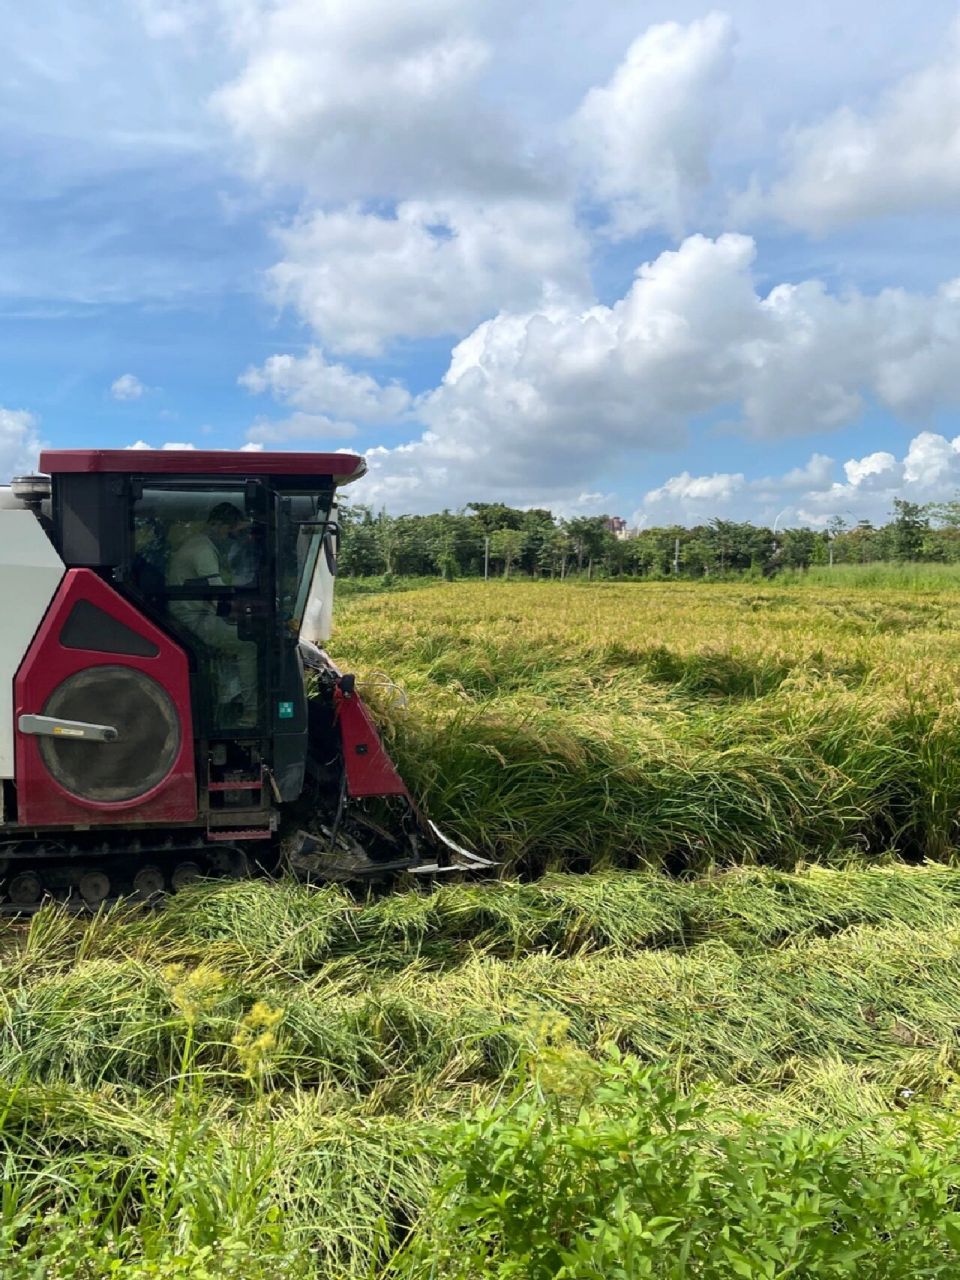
778,454,835,490
266,199,590,355
570,12,735,237
210,0,534,201
240,349,412,422
0,409,42,482
645,469,745,506
111,374,147,401
336,233,960,511
125,440,197,450
798,433,960,525
638,432,960,528
246,412,359,445
843,451,899,489
753,19,960,231
635,460,799,526
136,0,209,40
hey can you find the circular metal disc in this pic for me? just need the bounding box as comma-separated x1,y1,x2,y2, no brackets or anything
171,861,202,891
9,872,42,905
39,665,180,803
133,864,165,899
78,870,110,905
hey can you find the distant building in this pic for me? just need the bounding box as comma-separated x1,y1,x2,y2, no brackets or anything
605,516,630,540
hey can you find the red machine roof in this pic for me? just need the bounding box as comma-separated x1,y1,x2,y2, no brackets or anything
39,449,367,486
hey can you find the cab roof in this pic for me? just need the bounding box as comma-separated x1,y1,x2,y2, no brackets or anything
39,450,367,486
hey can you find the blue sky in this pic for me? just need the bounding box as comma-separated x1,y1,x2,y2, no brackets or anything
4,0,960,526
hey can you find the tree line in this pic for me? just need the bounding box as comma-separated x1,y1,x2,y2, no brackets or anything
338,499,960,579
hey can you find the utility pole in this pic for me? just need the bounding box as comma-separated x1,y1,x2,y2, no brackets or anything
673,537,680,576
484,534,490,581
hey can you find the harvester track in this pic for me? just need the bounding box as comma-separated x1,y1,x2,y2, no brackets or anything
0,835,254,914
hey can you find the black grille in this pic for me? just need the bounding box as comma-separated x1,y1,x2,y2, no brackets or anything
39,666,181,803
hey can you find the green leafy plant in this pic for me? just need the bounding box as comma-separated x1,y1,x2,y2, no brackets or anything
393,1045,960,1280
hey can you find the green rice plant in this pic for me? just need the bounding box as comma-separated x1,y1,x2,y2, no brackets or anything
267,1098,434,1274
685,863,960,947
8,871,960,1273
0,1046,307,1278
11,864,960,991
0,1016,434,1278
157,877,357,977
380,918,960,1094
0,957,250,1090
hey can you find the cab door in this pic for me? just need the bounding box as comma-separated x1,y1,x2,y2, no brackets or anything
130,481,269,740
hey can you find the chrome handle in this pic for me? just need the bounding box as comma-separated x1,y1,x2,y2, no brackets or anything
19,714,119,743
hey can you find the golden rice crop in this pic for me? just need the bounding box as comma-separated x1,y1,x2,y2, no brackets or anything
331,580,960,866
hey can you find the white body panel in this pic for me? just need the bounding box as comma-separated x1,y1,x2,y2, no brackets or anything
0,510,65,777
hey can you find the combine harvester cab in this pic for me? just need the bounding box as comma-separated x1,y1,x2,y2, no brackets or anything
0,450,486,911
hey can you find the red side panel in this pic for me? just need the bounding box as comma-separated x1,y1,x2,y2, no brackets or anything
14,569,197,826
334,687,409,799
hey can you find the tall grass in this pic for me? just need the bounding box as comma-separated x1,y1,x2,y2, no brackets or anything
6,579,960,1274
7,871,960,1102
333,579,960,868
780,561,960,590
6,874,960,1275
4,867,960,1274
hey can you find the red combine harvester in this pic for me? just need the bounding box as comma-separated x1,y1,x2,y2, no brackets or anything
0,449,486,911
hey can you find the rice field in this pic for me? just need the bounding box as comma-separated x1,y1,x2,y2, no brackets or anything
7,579,960,1276
339,578,960,869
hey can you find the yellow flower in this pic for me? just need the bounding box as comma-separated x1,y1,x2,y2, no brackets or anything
233,1001,284,1081
166,964,226,1025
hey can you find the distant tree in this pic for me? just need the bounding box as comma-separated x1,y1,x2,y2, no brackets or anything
603,536,631,576
925,495,960,529
489,528,526,577
810,530,830,566
682,529,716,577
779,527,816,570
565,516,610,574
923,497,960,561
338,493,960,582
632,527,682,576
431,527,459,580
519,509,558,576
890,499,928,562
537,526,571,578
467,502,525,533
337,504,384,576
374,511,399,576
390,515,433,575
839,520,883,564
